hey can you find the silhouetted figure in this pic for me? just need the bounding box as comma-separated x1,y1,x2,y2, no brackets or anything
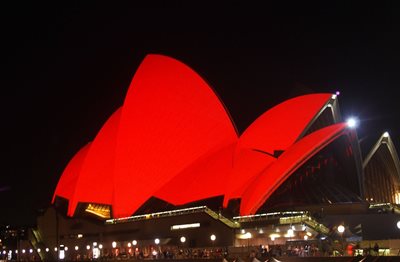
373,243,379,256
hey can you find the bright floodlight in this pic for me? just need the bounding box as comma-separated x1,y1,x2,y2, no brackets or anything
397,221,400,229
346,118,357,128
112,241,117,248
154,238,160,245
383,132,389,138
337,225,345,233
132,240,137,246
180,236,186,243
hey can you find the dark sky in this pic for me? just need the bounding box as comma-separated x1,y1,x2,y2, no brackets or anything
2,2,400,226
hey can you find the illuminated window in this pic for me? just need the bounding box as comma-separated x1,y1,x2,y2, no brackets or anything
85,204,111,219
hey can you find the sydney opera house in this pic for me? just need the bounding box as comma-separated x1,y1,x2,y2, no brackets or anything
10,55,400,260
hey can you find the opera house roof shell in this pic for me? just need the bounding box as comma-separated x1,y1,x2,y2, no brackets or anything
53,54,366,219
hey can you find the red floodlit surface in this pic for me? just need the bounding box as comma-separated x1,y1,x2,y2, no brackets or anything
224,93,332,208
67,108,122,216
237,93,332,156
223,148,276,207
113,54,238,217
53,54,350,219
52,143,91,204
155,143,236,205
240,123,349,215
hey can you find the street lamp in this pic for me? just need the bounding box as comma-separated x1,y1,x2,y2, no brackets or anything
112,241,117,258
244,232,252,252
337,225,345,255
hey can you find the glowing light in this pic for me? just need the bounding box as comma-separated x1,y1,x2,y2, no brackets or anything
396,221,400,229
112,242,117,248
259,229,264,234
54,248,57,252
93,242,97,247
75,246,79,251
338,225,345,233
171,223,200,230
244,232,252,239
304,235,308,240
22,249,26,254
155,238,160,245
210,234,216,241
180,236,186,243
37,249,41,253
285,229,294,238
132,240,137,246
127,243,131,248
336,91,340,96
346,117,357,128
86,245,90,250
99,244,103,249
64,247,68,251
77,234,83,238
383,132,389,138
46,248,49,252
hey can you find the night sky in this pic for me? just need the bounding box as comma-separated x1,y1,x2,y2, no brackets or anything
2,3,400,226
